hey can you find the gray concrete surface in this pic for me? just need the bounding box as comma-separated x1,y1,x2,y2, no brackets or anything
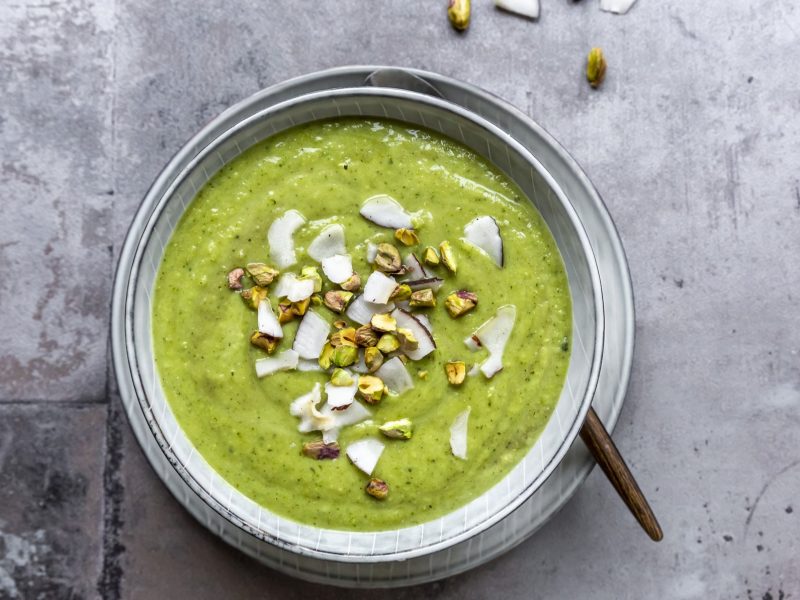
1,0,798,598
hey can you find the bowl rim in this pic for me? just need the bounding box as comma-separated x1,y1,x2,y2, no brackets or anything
113,79,606,563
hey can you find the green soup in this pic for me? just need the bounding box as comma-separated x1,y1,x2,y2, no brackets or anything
152,118,571,531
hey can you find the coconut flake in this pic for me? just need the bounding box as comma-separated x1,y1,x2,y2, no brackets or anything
600,0,637,14
402,253,428,280
391,309,436,360
346,438,385,475
351,349,369,374
254,349,299,378
322,400,371,428
363,271,398,304
467,364,481,377
290,383,334,433
307,224,346,261
366,242,378,262
474,305,517,378
268,209,306,269
273,273,315,302
297,358,324,372
415,313,433,336
464,334,481,352
322,428,340,444
360,195,413,229
405,277,444,293
375,357,414,394
292,310,330,360
463,216,504,267
325,380,358,411
345,295,396,325
257,299,283,338
449,407,471,460
321,254,353,284
494,0,539,19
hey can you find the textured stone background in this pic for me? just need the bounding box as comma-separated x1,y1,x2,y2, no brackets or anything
1,0,798,598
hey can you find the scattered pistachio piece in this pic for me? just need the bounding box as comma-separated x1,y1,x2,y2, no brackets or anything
398,355,409,364
371,313,397,333
379,418,413,440
355,325,380,347
418,370,429,380
310,293,323,306
358,375,385,405
246,262,279,287
444,290,478,317
318,342,335,369
302,440,340,460
333,319,347,329
445,361,467,385
365,477,389,500
330,327,357,348
374,243,403,274
292,297,311,316
423,246,440,266
331,344,358,367
586,47,607,89
340,272,361,292
447,0,470,31
227,267,245,290
323,290,354,314
376,333,400,354
240,286,268,310
397,327,419,351
364,346,384,372
390,283,412,301
250,330,279,354
409,288,436,308
330,368,354,386
394,228,420,246
439,241,457,273
277,300,295,324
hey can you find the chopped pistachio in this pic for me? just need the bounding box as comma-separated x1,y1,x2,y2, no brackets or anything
390,283,412,301
398,354,409,364
358,375,385,404
447,0,470,31
240,286,268,310
409,288,436,308
318,342,335,369
586,47,607,89
227,267,245,290
302,440,340,460
340,272,361,292
292,297,311,316
445,361,466,385
364,346,384,372
376,333,400,354
371,312,397,333
397,327,419,351
418,370,429,380
365,477,389,499
374,243,403,274
333,319,347,330
439,241,457,273
331,344,358,367
379,418,413,440
394,228,420,246
246,262,279,286
330,327,357,347
444,290,478,318
300,265,323,292
323,290,354,314
355,325,379,347
277,300,295,324
310,293,323,306
423,246,440,266
330,368,355,386
249,330,279,354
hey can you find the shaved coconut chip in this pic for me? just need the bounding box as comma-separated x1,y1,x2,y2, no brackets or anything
292,310,330,359
474,305,517,378
464,334,481,352
450,407,471,460
415,313,433,336
325,381,358,410
402,254,428,280
289,383,334,433
322,400,371,428
268,209,306,269
376,357,414,394
363,271,398,304
346,438,385,475
297,358,324,372
494,0,539,19
255,349,299,378
257,300,282,338
351,349,369,374
273,273,315,302
321,254,353,284
366,242,378,263
467,364,481,377
360,195,413,229
406,277,444,293
322,428,340,444
345,295,395,325
464,216,504,267
391,309,436,360
307,224,346,261
600,0,637,14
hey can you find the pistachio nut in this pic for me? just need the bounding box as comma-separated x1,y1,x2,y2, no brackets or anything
227,267,245,290
364,346,384,372
444,290,477,318
323,290,354,314
445,360,466,385
379,418,413,440
365,477,389,499
394,228,420,246
374,243,403,274
302,440,340,460
357,375,385,404
355,324,380,347
246,262,279,287
409,288,436,308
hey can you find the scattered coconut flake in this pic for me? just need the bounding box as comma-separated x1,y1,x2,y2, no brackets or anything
474,305,517,378
363,271,398,304
322,428,340,444
415,313,433,336
289,383,334,433
297,358,324,372
321,254,353,284
494,0,539,19
255,349,299,378
366,242,378,263
292,310,330,360
406,277,444,293
325,380,358,411
467,364,481,377
346,438,385,475
463,216,504,267
307,224,346,261
257,299,283,338
402,253,428,280
464,334,481,352
391,309,436,360
600,0,637,14
273,273,315,302
345,295,396,325
376,357,414,394
268,209,306,269
449,407,471,460
360,195,413,229
322,400,371,428
351,349,369,374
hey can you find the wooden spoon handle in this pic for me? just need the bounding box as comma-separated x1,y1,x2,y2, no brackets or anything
580,407,663,541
